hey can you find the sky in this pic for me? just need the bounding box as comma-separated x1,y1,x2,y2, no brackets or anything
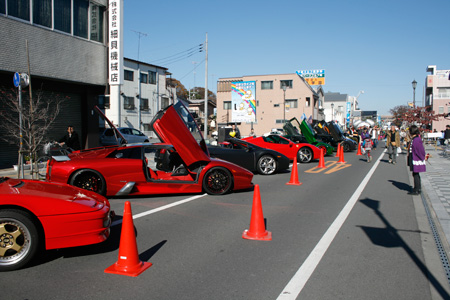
122,0,450,115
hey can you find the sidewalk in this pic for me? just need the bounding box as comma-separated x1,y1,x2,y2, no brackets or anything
421,144,450,252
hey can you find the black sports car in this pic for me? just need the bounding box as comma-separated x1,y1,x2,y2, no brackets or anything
208,138,290,175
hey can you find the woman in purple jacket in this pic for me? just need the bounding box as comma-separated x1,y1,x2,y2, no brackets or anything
407,125,426,195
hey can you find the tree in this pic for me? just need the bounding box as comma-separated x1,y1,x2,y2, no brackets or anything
389,105,409,127
167,78,189,100
189,87,216,103
0,87,67,178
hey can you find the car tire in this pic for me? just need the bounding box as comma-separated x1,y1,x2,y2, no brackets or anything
318,145,328,155
69,169,106,195
343,142,350,152
0,209,41,272
202,167,233,195
297,147,313,163
256,155,277,175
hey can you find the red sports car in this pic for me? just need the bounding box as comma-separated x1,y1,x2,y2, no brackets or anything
0,177,112,271
242,134,322,163
45,103,254,197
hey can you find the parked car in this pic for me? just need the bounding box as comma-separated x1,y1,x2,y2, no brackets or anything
0,177,112,271
242,134,321,163
45,102,254,197
100,127,149,145
314,121,357,152
208,138,290,175
283,117,334,155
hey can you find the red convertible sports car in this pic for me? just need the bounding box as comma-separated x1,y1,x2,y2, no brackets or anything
0,177,111,271
242,134,322,163
45,102,254,197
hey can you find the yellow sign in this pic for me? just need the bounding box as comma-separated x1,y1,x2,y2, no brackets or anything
304,78,325,85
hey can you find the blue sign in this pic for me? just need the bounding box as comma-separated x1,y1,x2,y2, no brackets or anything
13,72,20,87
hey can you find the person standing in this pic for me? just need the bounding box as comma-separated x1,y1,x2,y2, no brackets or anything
59,125,81,150
386,125,400,164
229,124,241,139
371,126,379,150
407,125,426,195
444,125,450,145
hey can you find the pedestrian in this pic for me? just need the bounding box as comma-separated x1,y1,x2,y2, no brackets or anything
370,126,379,149
386,124,400,164
444,125,450,145
229,124,241,139
407,125,426,195
362,132,372,162
249,128,256,137
59,125,81,150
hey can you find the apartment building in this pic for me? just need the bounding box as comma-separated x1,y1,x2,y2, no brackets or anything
425,65,450,131
216,73,322,137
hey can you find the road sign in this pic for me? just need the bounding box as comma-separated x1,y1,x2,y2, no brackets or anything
13,72,20,87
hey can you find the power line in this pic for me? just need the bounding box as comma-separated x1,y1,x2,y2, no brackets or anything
150,44,203,65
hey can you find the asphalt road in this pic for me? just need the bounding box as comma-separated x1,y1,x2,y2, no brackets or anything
3,147,450,300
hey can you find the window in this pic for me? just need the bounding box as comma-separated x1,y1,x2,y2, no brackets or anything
98,95,110,109
280,80,293,89
140,98,149,111
261,81,273,90
276,119,286,124
149,71,157,84
124,70,134,81
439,106,444,114
140,73,148,84
273,104,280,108
73,0,89,38
124,96,135,110
8,0,30,21
142,123,152,131
0,0,5,14
54,0,71,33
306,97,310,107
161,97,169,109
286,99,297,109
224,101,231,110
33,0,52,27
90,3,104,42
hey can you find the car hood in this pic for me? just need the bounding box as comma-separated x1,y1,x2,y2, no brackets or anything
0,178,109,215
150,102,210,167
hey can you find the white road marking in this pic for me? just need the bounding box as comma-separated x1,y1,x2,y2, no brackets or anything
277,150,386,299
111,193,208,227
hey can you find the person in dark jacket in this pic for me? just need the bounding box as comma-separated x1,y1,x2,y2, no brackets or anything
59,125,81,151
407,125,426,195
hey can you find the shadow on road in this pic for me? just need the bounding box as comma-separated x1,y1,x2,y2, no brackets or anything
358,198,449,299
388,180,411,192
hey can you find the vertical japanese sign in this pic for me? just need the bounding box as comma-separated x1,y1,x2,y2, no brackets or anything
108,0,123,85
231,81,256,123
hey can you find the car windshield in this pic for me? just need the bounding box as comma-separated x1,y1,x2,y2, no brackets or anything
284,118,301,135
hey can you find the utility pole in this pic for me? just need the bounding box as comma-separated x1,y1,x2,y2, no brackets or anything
203,33,208,138
132,30,147,131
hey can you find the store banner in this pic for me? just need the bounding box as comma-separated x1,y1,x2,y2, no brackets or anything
231,81,256,123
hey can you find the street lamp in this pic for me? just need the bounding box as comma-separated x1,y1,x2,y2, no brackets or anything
331,103,334,121
412,79,417,107
282,84,287,123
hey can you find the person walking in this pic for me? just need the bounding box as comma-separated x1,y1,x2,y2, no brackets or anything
386,124,400,164
407,125,426,195
371,126,379,150
444,125,450,145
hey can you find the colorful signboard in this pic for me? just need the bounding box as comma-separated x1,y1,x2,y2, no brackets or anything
296,69,325,85
231,81,256,123
108,0,123,85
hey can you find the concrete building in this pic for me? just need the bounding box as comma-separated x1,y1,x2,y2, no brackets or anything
216,73,321,137
425,65,450,131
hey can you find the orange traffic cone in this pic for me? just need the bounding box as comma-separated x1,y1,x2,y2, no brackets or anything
335,143,341,157
105,201,152,277
242,185,272,241
317,148,326,168
356,142,362,156
286,156,302,186
338,144,346,163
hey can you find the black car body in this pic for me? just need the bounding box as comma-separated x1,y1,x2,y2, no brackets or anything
208,138,290,175
314,121,357,152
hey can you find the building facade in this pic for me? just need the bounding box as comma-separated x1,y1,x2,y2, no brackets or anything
0,0,108,168
323,92,349,126
216,73,320,137
425,65,450,131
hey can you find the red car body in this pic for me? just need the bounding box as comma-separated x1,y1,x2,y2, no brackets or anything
242,135,322,163
46,103,253,197
0,177,111,271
